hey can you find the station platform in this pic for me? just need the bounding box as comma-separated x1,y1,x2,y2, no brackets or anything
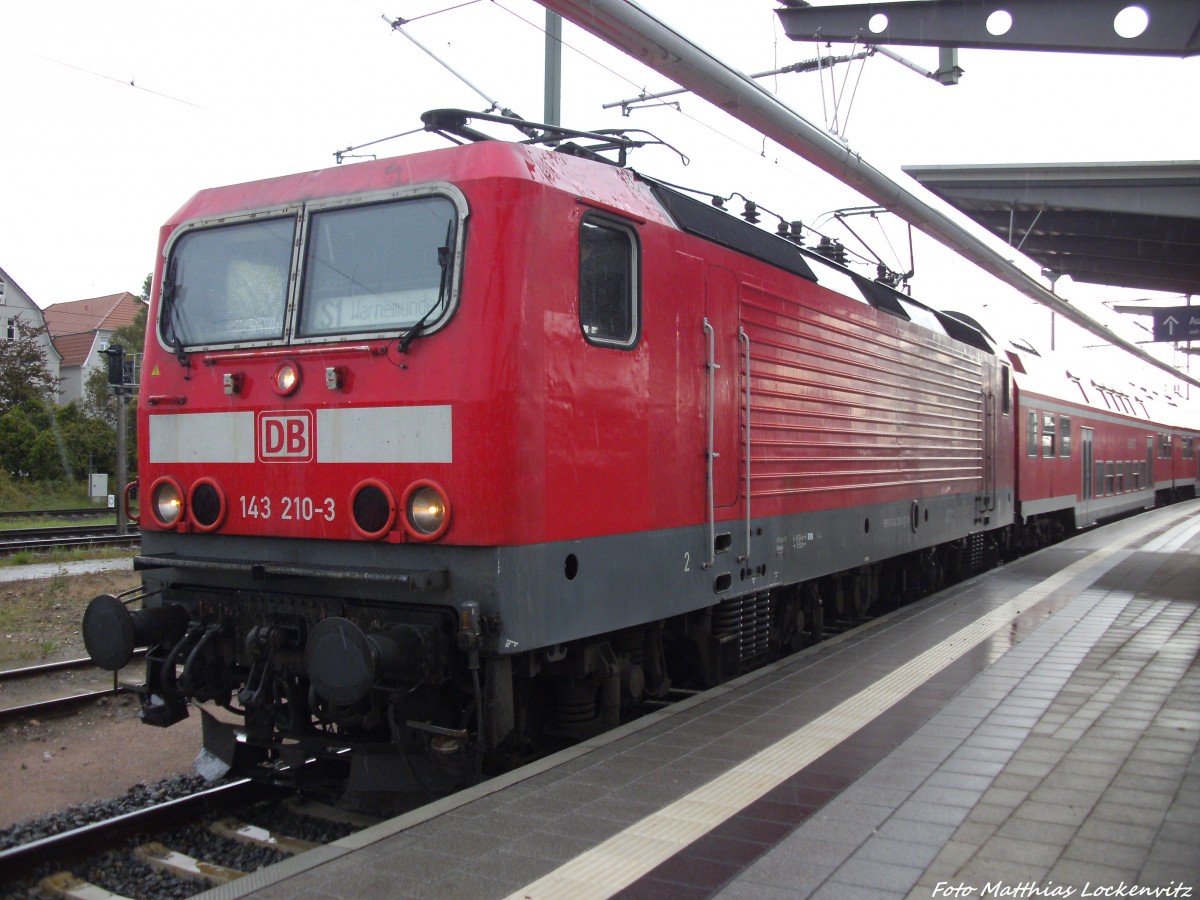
207,500,1200,900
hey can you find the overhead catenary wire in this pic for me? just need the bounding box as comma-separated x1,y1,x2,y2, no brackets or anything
450,2,910,280
817,36,871,138
385,14,505,112
372,3,915,288
835,41,871,137
490,0,820,176
395,0,485,25
602,52,872,116
27,51,204,109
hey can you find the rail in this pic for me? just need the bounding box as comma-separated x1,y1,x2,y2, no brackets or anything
0,524,140,556
0,508,116,521
0,778,273,883
0,654,146,726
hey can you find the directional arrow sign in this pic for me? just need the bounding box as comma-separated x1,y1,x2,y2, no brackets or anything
1151,306,1200,342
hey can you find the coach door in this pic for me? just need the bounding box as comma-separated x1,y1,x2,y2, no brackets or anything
1147,435,1156,493
703,265,746,568
1080,427,1095,525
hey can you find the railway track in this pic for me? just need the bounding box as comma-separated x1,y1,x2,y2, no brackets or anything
0,508,119,522
0,655,142,726
0,772,381,898
0,601,905,898
0,524,140,556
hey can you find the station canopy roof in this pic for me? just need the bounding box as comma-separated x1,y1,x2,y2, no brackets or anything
902,161,1200,297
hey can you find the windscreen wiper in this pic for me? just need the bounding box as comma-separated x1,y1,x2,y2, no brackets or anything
160,258,191,372
398,220,456,355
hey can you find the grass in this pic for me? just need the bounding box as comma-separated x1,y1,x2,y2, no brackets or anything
0,475,93,512
0,475,136,562
0,514,121,531
0,567,141,666
0,479,141,664
0,547,136,569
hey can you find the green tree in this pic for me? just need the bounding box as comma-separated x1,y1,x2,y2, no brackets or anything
113,290,149,354
19,402,114,481
0,407,43,477
0,318,61,415
0,318,62,480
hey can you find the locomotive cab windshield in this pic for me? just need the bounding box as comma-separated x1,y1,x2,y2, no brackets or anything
161,189,465,349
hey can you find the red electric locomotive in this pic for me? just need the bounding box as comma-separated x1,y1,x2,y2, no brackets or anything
80,111,1189,790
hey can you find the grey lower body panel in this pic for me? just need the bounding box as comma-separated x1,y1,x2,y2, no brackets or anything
141,489,1007,656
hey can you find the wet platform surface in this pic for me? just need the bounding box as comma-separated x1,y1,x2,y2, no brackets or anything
206,500,1200,899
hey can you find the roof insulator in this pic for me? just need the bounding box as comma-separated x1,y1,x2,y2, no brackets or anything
817,236,847,265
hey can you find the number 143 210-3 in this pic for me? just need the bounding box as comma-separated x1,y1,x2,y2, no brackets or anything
240,495,336,522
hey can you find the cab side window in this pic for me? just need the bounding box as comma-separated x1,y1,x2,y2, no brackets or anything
580,218,640,348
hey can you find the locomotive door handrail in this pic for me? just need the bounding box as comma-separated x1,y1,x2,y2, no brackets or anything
704,317,717,570
740,327,751,563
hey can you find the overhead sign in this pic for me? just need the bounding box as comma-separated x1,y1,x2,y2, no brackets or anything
1151,306,1200,342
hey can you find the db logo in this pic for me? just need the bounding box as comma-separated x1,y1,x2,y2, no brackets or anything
257,411,313,462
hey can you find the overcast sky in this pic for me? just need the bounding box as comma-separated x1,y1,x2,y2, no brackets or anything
2,0,1196,388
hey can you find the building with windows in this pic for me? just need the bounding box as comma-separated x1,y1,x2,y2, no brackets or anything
0,265,62,385
42,292,144,404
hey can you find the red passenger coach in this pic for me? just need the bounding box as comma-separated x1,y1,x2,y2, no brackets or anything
1009,349,1198,545
80,111,1179,792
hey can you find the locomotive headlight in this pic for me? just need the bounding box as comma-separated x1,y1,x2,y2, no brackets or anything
351,479,396,540
403,481,451,541
150,477,185,528
188,477,227,532
272,360,300,396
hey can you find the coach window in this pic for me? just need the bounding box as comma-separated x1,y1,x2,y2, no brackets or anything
580,217,640,348
1042,412,1056,458
1001,365,1011,414
1027,411,1038,457
1059,415,1071,457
